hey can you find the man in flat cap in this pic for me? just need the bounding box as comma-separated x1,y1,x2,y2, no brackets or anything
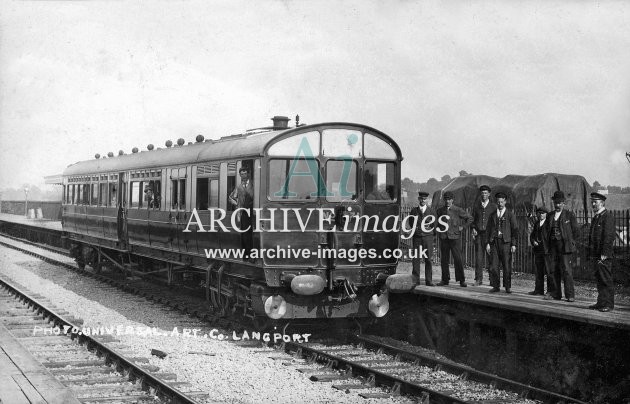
436,191,472,287
409,191,437,286
588,192,616,312
486,192,519,293
546,191,578,302
471,185,496,286
529,206,556,297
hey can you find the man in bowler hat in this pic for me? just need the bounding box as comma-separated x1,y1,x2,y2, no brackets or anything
436,191,472,287
546,191,578,302
486,192,519,293
471,185,496,285
529,206,556,296
409,191,436,286
588,192,616,312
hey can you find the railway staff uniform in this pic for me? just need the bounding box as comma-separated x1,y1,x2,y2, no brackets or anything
588,192,616,312
409,191,436,286
229,167,255,257
546,191,578,302
436,191,473,287
486,192,518,293
529,207,556,297
471,185,496,286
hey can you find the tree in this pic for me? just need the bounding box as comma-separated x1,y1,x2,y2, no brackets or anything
459,170,471,177
441,174,452,183
427,178,438,187
593,181,601,188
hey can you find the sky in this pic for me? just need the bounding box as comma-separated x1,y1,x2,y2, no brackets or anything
1,0,630,191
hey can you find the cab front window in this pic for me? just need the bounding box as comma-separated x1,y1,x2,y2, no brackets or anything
268,158,322,200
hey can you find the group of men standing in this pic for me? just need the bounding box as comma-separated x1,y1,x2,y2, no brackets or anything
410,186,617,312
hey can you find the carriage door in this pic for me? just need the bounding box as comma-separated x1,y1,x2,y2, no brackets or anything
321,129,362,268
117,172,127,246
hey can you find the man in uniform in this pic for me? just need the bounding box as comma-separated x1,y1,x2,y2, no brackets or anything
529,206,556,296
409,191,436,286
546,191,578,302
229,166,254,257
486,192,518,293
436,191,472,287
588,192,616,312
471,185,496,286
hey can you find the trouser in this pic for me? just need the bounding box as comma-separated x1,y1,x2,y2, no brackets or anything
593,258,614,308
489,241,511,289
240,211,253,257
412,236,434,284
474,231,489,282
533,253,556,295
550,239,574,299
440,238,465,283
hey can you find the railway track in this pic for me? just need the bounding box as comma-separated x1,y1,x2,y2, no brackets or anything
0,233,587,403
0,276,205,404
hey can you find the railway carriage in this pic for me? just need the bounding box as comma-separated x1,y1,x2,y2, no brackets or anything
62,117,403,322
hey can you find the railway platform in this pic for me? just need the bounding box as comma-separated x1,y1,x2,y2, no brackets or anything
0,324,80,404
412,282,630,329
0,213,62,231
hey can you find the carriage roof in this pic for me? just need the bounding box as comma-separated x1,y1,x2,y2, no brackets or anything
62,123,400,177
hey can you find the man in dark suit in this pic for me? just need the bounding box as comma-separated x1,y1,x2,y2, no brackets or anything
588,192,616,312
529,206,556,297
229,166,255,256
545,191,578,302
436,191,472,287
485,192,519,293
409,191,436,286
471,185,496,286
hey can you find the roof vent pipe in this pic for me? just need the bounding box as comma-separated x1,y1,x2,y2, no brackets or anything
271,116,290,130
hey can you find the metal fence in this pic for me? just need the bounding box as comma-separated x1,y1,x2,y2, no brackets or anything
400,205,630,282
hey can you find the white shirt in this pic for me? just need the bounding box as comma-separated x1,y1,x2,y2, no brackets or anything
497,208,505,219
554,211,561,221
595,207,606,215
419,205,426,214
539,218,546,227
481,200,489,209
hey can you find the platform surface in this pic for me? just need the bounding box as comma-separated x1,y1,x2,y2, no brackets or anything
0,213,63,232
0,323,80,404
413,282,630,330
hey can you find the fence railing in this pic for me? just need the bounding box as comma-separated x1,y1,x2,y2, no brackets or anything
400,205,630,282
0,201,62,220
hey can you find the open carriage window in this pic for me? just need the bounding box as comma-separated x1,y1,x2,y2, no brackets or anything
365,161,397,202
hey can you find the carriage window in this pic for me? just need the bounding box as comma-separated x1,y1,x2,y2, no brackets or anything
130,181,142,208
172,179,186,210
365,161,397,202
82,184,89,205
326,160,357,202
146,180,161,209
91,183,98,205
196,178,209,210
99,183,107,206
269,158,321,200
364,133,397,159
76,184,82,205
108,183,117,207
71,185,77,204
322,129,362,158
209,179,219,208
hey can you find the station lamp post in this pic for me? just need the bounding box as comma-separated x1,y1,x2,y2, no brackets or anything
24,186,29,218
